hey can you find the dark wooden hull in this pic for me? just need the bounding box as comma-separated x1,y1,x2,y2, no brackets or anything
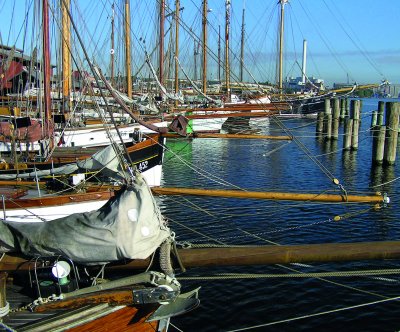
65,306,161,332
0,272,168,332
2,189,116,209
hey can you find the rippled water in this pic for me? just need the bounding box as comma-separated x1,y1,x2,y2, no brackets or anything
158,98,400,332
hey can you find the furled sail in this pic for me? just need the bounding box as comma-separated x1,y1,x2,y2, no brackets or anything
145,53,184,103
175,56,217,104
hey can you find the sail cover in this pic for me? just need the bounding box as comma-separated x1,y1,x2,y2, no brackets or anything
0,173,170,263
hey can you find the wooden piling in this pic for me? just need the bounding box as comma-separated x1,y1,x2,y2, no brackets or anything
323,98,332,139
343,118,353,150
345,98,350,118
316,112,324,135
371,111,377,127
372,125,386,165
377,101,385,126
332,98,340,140
340,98,346,120
324,114,332,140
383,102,400,165
351,100,361,150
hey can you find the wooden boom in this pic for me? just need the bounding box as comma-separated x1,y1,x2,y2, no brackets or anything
162,133,292,140
2,241,400,271
151,187,386,204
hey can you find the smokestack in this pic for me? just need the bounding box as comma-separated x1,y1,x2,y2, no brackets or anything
302,39,307,84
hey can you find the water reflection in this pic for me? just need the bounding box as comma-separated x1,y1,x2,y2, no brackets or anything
369,164,396,192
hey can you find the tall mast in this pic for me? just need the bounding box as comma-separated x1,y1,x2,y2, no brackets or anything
202,0,208,94
61,0,71,111
124,0,132,98
218,24,221,82
278,0,287,92
42,0,51,127
224,0,231,101
301,39,307,84
174,0,180,97
111,2,115,86
159,0,165,88
240,1,245,82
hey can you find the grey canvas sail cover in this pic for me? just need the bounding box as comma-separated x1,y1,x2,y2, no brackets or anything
0,144,125,180
0,173,171,264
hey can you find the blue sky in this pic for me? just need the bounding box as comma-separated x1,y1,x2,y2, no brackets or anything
1,0,399,87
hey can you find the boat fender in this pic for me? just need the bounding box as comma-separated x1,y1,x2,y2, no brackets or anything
0,302,9,317
160,238,174,277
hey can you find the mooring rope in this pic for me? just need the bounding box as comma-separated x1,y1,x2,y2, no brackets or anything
177,269,400,281
223,295,400,331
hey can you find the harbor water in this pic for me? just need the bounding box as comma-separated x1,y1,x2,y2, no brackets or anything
158,98,400,332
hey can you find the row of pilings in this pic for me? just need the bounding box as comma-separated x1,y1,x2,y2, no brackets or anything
316,98,399,166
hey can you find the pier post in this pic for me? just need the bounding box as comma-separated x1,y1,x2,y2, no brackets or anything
340,98,346,121
371,111,377,127
383,102,400,165
316,112,324,135
332,98,340,140
377,101,385,126
323,98,332,140
345,98,350,118
351,100,361,150
372,125,386,165
343,118,353,150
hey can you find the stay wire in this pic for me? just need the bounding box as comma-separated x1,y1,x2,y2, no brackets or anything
271,115,339,185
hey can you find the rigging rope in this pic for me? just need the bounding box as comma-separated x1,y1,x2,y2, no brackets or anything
224,295,400,331
178,268,400,280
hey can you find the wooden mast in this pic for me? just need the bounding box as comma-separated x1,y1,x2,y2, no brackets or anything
218,25,221,82
61,0,71,112
124,0,132,98
278,0,287,93
42,0,52,147
110,2,115,86
224,0,231,101
174,0,180,102
202,0,208,94
159,0,165,90
240,1,245,82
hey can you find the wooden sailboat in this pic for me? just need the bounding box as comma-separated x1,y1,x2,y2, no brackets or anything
0,1,199,330
0,173,199,331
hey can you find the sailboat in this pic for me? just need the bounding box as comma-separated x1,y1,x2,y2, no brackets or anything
0,167,200,330
0,2,203,329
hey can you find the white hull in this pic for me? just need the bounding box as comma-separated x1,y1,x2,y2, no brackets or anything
0,122,160,152
192,118,228,132
59,123,156,148
2,164,161,224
